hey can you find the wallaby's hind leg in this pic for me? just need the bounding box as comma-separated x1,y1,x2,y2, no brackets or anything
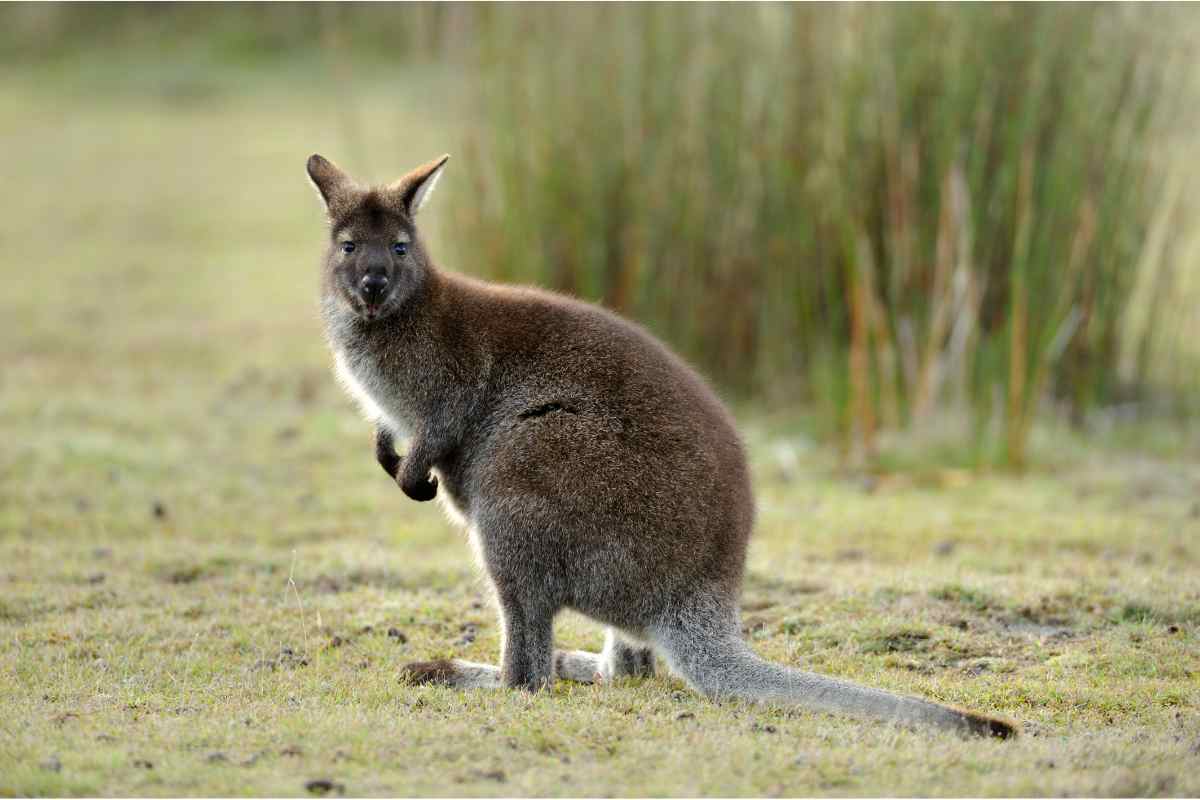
401,591,555,691
554,628,655,683
495,589,555,691
649,595,747,700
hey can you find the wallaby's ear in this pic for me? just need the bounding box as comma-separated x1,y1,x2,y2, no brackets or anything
306,154,355,218
389,154,450,217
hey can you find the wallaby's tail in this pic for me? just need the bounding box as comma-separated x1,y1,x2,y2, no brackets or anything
653,600,1017,739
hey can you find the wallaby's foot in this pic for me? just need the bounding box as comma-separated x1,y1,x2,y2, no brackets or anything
400,473,438,502
608,642,655,678
554,629,656,683
400,659,501,689
553,650,606,683
952,708,1019,739
552,649,653,682
399,658,551,692
400,651,650,688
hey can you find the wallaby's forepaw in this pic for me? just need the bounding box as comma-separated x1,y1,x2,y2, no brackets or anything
375,429,401,480
378,451,401,480
401,473,438,502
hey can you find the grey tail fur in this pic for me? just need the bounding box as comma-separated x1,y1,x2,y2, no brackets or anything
653,597,1017,739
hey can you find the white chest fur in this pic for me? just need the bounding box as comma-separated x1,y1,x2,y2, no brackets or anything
332,349,397,431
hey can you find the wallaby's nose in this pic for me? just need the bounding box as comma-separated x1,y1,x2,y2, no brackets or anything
360,272,389,303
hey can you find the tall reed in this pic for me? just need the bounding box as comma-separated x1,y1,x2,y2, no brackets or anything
453,4,1198,466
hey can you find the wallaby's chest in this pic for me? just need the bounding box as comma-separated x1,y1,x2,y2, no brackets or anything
332,346,412,437
330,338,476,530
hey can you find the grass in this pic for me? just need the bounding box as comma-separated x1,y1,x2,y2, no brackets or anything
2,36,1200,799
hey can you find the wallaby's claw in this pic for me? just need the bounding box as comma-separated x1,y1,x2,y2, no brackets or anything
401,473,438,502
378,451,401,480
375,429,401,480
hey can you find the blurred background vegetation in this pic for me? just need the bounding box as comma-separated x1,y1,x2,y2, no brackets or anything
2,2,1197,469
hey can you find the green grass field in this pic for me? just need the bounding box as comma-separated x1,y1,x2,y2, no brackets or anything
2,52,1199,797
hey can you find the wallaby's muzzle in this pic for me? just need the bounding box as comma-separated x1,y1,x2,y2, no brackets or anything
360,272,389,304
356,266,393,319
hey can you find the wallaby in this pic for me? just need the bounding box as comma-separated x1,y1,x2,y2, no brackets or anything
305,153,1016,739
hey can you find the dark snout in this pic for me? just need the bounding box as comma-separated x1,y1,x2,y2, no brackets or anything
359,268,390,308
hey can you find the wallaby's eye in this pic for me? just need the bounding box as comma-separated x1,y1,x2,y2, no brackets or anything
341,241,356,254
392,242,408,257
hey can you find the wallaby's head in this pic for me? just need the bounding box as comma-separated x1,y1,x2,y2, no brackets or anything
306,154,448,321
